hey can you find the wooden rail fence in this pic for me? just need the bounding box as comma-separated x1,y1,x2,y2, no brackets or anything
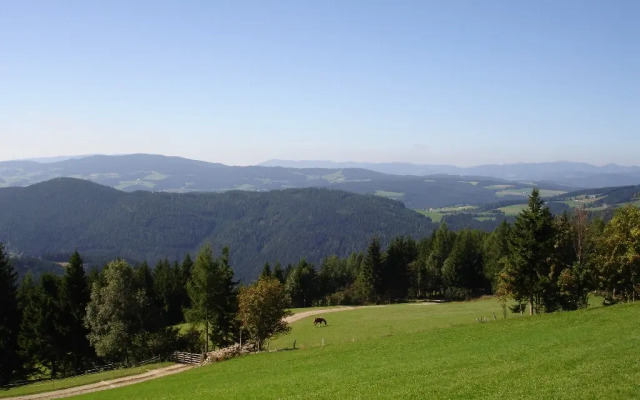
172,351,204,364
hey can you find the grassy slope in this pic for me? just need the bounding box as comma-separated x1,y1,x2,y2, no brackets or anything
75,302,639,400
270,300,509,350
0,362,172,398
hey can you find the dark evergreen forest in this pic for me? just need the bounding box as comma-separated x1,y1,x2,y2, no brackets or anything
0,178,436,281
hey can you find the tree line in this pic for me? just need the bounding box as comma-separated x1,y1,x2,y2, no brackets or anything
0,244,290,385
272,190,638,313
1,189,639,385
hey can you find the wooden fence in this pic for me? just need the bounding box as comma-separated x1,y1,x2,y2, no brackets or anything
172,351,204,364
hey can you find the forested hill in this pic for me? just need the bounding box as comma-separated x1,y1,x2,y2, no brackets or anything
0,178,436,281
0,153,569,209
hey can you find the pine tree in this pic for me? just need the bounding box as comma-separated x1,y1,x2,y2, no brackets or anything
19,274,66,378
17,272,37,375
0,244,21,384
499,189,557,315
284,259,317,308
272,262,286,284
482,220,511,292
210,247,238,348
442,230,486,299
259,263,272,280
382,236,417,302
354,238,381,304
185,244,238,351
425,224,456,296
59,250,93,373
363,237,383,301
154,258,184,325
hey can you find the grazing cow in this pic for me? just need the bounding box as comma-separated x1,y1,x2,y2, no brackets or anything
313,317,327,326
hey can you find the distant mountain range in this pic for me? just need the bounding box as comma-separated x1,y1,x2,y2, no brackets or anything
0,178,435,281
0,154,570,209
260,160,640,188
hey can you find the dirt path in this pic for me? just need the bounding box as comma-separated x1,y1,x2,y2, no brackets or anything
284,303,439,324
5,363,195,400
284,306,358,323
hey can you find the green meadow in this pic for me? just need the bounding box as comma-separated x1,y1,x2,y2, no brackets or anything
68,299,640,400
270,300,509,350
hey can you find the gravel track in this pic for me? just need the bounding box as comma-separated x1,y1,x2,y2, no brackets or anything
5,364,195,400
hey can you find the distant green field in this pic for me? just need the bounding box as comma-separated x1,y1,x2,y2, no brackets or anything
74,302,640,399
473,215,496,221
498,203,527,215
143,172,170,181
115,180,156,190
496,188,566,198
438,205,477,212
375,191,404,200
233,184,257,190
495,188,530,197
416,205,477,223
484,184,514,190
321,171,346,183
416,210,444,222
562,196,604,208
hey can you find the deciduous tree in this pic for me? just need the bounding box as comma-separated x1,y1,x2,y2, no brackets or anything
85,259,147,363
596,205,640,304
237,277,291,350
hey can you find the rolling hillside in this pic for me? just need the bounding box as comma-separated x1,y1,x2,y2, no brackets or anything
0,154,569,209
263,159,640,188
69,301,640,399
0,178,436,280
424,184,640,231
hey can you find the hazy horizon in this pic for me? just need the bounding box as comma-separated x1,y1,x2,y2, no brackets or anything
2,1,638,166
3,152,639,169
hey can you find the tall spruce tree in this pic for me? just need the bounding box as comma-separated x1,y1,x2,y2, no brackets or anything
210,247,238,348
442,230,487,299
17,272,37,375
154,258,185,325
425,224,456,296
499,189,557,315
185,244,237,352
355,237,382,303
0,243,21,384
482,220,511,292
285,259,318,308
19,274,66,378
382,236,417,302
60,250,93,373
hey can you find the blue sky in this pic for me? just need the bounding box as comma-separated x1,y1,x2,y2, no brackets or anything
1,1,638,166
